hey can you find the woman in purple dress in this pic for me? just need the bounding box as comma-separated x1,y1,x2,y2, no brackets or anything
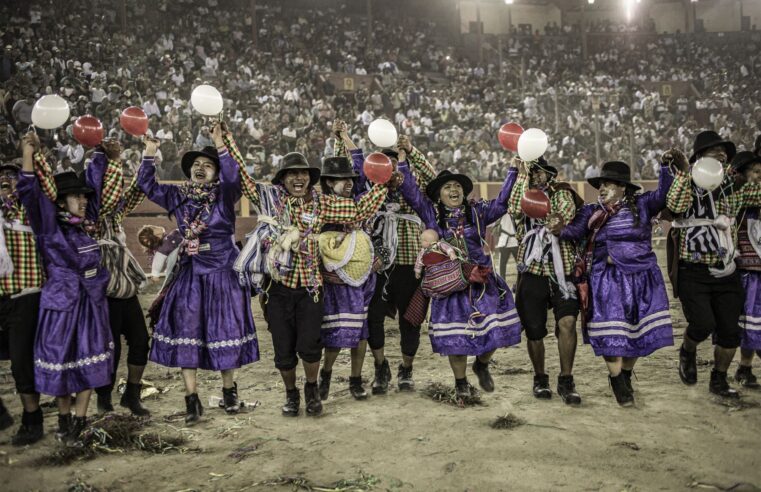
396,156,521,398
137,124,258,425
18,133,113,445
559,157,683,406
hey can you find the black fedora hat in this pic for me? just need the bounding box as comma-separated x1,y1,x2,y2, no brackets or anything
531,155,558,178
0,161,20,173
731,151,761,173
272,152,320,186
181,146,220,179
426,170,474,201
381,148,399,160
754,134,761,156
689,130,736,164
54,171,94,198
321,156,358,179
588,161,641,191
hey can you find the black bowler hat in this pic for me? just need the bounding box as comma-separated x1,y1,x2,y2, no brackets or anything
532,155,558,178
321,156,358,179
54,171,94,199
381,149,399,160
425,170,474,201
0,161,20,173
731,151,761,173
587,161,641,191
689,130,736,164
272,152,320,186
181,146,220,178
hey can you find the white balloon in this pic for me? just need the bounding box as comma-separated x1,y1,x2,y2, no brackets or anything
31,95,70,129
191,84,224,116
517,128,549,162
367,119,398,148
691,157,724,192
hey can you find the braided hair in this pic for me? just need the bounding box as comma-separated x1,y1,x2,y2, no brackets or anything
436,199,474,231
624,187,640,227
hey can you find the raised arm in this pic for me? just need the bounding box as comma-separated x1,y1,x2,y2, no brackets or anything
641,164,675,217
507,170,529,218
728,180,761,212
396,160,437,228
400,135,436,191
32,151,57,202
480,167,519,225
18,134,58,236
222,130,260,208
137,138,182,213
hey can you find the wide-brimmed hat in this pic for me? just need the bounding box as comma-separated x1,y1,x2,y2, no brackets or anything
0,161,20,173
689,130,736,163
272,152,320,186
181,146,220,178
381,149,399,160
531,155,558,178
731,151,761,173
321,156,358,179
426,170,474,201
54,171,94,198
754,134,761,156
588,161,641,191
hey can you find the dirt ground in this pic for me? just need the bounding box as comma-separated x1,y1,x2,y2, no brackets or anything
1,247,760,492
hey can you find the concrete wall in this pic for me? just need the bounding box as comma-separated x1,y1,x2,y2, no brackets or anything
458,0,562,34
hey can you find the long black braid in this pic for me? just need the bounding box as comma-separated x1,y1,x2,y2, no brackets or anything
624,188,640,227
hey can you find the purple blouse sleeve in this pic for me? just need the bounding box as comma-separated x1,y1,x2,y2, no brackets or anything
84,150,107,221
560,204,594,242
350,148,369,194
137,156,182,213
641,165,674,218
479,168,519,225
217,149,241,218
17,171,60,236
397,162,437,228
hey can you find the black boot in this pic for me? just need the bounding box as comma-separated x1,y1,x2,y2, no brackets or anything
97,389,115,413
709,369,740,398
304,382,323,417
455,378,474,399
55,413,72,442
678,346,698,385
734,365,760,389
282,388,300,417
557,375,582,405
184,393,203,425
533,373,552,399
11,408,44,446
0,398,13,430
318,369,332,401
62,416,87,447
349,376,368,400
222,383,241,414
609,373,634,407
621,369,635,393
372,359,391,395
397,363,415,391
120,382,150,417
472,358,495,392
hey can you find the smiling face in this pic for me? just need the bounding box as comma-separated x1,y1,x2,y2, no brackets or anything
598,180,626,205
439,180,465,208
283,169,311,198
0,169,18,199
62,193,88,218
325,177,353,198
190,156,218,184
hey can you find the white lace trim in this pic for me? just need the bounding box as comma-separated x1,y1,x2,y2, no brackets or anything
35,342,114,372
153,332,257,349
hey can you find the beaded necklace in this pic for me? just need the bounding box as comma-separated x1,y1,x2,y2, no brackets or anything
179,181,219,256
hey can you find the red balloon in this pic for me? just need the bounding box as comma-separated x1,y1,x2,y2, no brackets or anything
498,122,524,152
520,189,551,220
120,106,149,137
363,152,393,185
72,115,104,148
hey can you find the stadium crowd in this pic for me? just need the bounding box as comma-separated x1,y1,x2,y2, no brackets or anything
1,0,760,183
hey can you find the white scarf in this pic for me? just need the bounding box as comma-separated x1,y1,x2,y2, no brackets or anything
373,202,422,270
747,218,761,261
522,226,575,299
0,209,31,278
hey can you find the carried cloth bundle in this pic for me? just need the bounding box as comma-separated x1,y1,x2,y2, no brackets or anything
0,208,30,278
370,202,422,271
233,184,295,293
99,219,147,299
318,230,374,287
671,214,736,278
